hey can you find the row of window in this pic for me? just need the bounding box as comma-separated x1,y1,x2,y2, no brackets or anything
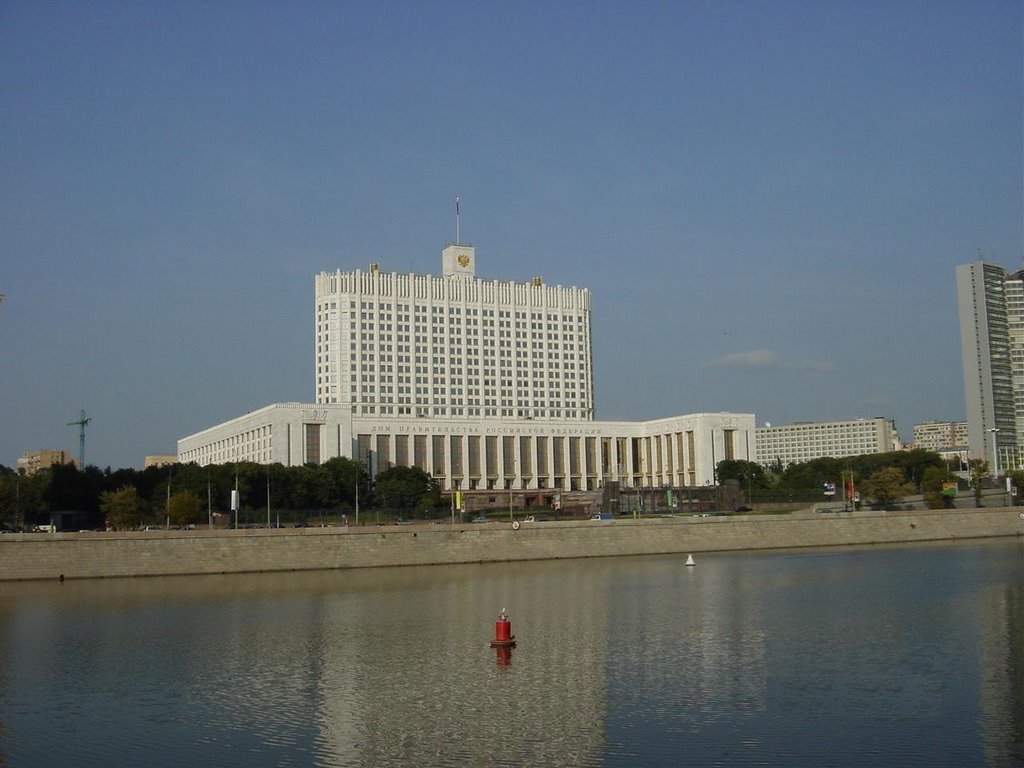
357,405,587,418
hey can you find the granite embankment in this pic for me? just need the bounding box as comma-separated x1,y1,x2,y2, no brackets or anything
1,508,1021,582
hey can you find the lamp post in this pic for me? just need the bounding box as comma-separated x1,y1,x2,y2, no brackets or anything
165,467,172,530
232,460,239,530
207,468,212,530
986,427,1002,508
508,454,516,522
987,428,1001,478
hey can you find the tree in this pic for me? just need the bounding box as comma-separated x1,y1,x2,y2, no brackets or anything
776,457,846,491
921,465,959,509
3,469,51,528
373,466,440,514
860,466,914,507
100,485,142,530
320,457,364,507
45,463,104,527
167,490,201,528
968,459,988,506
716,460,770,489
0,473,18,528
292,465,333,511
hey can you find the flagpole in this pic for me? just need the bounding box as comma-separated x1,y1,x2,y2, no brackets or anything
455,196,460,244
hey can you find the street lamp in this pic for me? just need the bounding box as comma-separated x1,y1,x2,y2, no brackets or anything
165,467,172,530
987,428,1001,478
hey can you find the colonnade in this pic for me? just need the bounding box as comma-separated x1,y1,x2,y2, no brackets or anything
354,427,736,491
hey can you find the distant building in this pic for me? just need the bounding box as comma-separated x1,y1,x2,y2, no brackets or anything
17,449,77,476
754,418,901,468
1006,269,1024,454
956,261,1019,468
911,420,968,453
143,455,177,469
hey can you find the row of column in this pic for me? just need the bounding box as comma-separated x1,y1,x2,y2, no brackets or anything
355,429,723,491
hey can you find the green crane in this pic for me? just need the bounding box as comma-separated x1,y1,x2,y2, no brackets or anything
66,409,91,469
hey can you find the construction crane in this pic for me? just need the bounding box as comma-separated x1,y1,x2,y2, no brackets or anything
66,409,91,469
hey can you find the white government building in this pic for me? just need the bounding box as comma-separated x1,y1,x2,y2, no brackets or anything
178,241,755,491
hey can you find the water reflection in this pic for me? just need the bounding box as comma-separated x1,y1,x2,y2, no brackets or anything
0,540,1020,767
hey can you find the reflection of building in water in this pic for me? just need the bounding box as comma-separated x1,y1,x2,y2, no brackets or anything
605,558,767,727
312,561,613,766
979,580,1024,766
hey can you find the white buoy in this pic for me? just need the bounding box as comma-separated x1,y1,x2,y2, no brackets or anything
685,554,695,566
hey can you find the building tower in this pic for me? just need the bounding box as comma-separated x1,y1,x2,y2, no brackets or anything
1004,269,1024,451
956,261,1018,469
314,243,594,421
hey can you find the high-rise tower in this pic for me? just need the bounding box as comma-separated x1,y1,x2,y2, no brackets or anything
956,261,1018,467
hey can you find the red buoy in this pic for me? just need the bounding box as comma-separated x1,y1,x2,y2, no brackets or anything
490,608,517,648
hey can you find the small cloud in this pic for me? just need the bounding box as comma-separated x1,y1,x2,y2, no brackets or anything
795,360,836,374
709,349,781,368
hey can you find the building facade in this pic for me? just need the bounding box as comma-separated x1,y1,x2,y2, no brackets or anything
314,243,593,421
143,454,178,469
178,402,754,491
180,240,754,489
911,420,968,453
753,418,900,468
1004,269,1024,452
956,261,1019,468
17,449,76,476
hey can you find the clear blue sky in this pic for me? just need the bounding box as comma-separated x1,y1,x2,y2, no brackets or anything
1,1,1021,470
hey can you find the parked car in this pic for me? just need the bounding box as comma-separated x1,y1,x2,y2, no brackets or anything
471,516,489,523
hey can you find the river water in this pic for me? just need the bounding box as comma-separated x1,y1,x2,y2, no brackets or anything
0,539,1020,767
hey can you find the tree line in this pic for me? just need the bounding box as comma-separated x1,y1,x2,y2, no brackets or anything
716,449,1011,508
0,448,1008,530
0,459,443,530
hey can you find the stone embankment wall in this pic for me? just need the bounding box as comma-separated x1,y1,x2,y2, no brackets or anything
1,508,1021,582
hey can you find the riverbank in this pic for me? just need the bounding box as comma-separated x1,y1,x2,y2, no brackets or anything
1,507,1021,581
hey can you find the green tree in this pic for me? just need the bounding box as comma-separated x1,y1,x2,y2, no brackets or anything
100,485,142,530
167,490,201,527
320,457,365,508
4,469,51,528
293,464,333,511
0,473,18,528
969,459,988,506
716,460,770,489
777,457,846,491
921,465,959,509
373,466,440,515
860,466,914,507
